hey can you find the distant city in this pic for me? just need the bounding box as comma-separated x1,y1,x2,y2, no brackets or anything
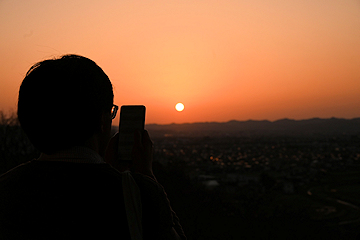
2,116,360,238
143,118,360,237
144,117,360,138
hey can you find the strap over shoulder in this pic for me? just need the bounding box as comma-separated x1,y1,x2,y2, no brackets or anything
122,170,142,240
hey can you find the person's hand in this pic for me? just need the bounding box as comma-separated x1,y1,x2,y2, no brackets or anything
131,130,156,180
104,130,156,180
104,132,131,172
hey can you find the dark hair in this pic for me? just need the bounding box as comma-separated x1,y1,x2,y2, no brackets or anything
17,54,113,154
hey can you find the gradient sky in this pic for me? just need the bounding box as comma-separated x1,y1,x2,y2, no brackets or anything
1,0,359,124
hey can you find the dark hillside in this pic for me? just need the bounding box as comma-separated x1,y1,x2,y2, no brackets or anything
145,118,360,137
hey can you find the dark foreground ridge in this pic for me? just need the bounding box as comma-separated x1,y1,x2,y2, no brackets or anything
145,117,360,137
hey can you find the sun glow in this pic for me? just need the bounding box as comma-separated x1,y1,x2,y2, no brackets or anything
175,103,185,112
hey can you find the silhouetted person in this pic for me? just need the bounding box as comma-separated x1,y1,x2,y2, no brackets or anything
0,55,186,240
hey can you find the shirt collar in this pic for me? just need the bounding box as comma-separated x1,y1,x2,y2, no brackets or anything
37,146,105,164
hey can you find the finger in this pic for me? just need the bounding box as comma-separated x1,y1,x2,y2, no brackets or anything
132,130,143,164
142,130,153,147
133,130,143,150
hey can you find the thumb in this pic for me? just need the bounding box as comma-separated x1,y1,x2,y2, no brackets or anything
132,130,143,163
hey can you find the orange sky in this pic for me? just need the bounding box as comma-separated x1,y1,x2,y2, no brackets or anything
1,0,359,124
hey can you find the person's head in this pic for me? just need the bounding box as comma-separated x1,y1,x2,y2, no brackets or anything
18,54,115,155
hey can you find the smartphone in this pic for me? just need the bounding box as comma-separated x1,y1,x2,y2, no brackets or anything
118,105,146,162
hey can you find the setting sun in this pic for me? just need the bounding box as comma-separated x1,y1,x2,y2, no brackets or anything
0,1,359,124
175,103,185,112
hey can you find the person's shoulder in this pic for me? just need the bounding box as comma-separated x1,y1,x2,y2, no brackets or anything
0,160,34,175
131,173,168,206
0,160,123,187
0,161,34,184
131,173,162,191
42,160,125,183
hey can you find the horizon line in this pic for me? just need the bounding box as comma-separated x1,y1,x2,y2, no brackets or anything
137,116,360,126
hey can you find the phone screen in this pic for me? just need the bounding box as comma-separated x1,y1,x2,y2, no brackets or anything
118,105,146,162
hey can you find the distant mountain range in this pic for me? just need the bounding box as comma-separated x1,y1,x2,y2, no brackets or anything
145,118,360,137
